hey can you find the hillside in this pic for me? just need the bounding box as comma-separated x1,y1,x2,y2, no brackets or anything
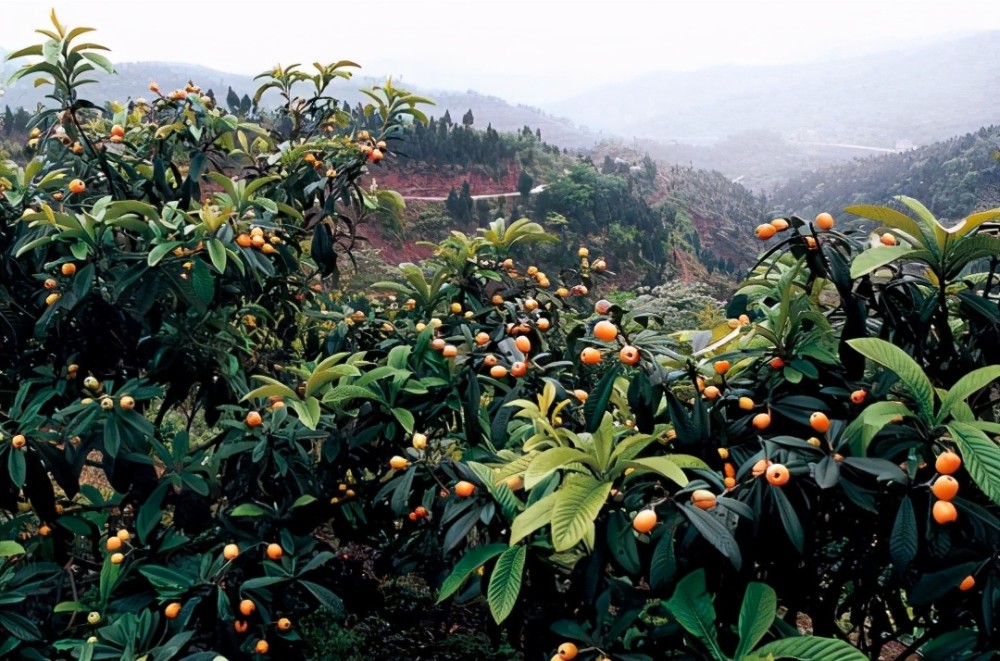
352,123,765,293
547,32,1000,148
772,125,1000,221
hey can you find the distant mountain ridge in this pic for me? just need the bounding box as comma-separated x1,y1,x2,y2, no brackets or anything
3,31,997,188
546,31,1000,147
0,57,597,149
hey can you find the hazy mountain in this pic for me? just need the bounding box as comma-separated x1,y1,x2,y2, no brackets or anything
4,32,997,187
0,59,597,149
546,32,1000,149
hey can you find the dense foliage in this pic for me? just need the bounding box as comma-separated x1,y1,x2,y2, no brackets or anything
3,13,1000,661
774,125,1000,221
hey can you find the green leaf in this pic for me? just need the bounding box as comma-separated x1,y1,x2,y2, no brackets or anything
626,456,692,486
949,421,1000,506
907,561,979,607
244,375,299,401
734,582,777,659
0,540,26,557
322,384,386,407
147,241,182,266
948,207,1000,239
230,503,267,517
291,495,317,509
584,364,621,432
679,503,743,569
392,407,415,434
524,446,596,490
81,51,115,74
8,450,25,488
290,396,321,430
486,545,526,624
772,485,804,553
53,601,89,613
509,491,557,545
665,569,725,661
138,565,193,593
744,636,869,660
137,481,169,544
0,611,42,641
847,338,935,423
300,580,344,616
191,260,214,306
937,365,1000,424
206,238,227,273
549,475,612,552
304,364,361,398
649,525,677,589
436,543,507,603
243,384,298,402
846,203,931,248
896,195,948,251
889,496,918,573
849,245,921,279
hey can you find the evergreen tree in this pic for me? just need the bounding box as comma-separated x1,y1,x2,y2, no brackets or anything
445,187,461,219
517,170,534,197
459,181,474,221
462,109,474,126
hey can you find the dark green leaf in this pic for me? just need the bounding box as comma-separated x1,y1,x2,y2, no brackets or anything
664,569,725,661
734,582,777,659
487,545,526,624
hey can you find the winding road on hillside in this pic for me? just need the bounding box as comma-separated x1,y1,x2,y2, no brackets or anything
401,184,547,201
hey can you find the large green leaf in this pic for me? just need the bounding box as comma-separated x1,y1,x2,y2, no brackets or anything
487,545,526,624
896,195,948,251
734,582,777,659
0,540,25,557
509,491,557,545
847,338,935,423
937,365,1000,424
322,384,385,407
679,503,743,569
626,456,691,486
436,543,507,603
291,397,321,430
948,207,1000,238
584,364,621,432
665,569,725,661
549,475,612,552
772,485,804,553
845,204,931,250
949,421,1000,506
743,636,868,660
848,245,921,279
524,446,596,490
889,496,918,573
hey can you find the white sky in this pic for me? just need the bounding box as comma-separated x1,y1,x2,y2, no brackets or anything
2,0,1000,104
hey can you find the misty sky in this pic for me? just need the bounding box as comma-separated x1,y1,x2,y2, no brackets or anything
2,0,1000,104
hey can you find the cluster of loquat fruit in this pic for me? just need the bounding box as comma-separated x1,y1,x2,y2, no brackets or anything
235,226,283,255
39,260,77,306
215,542,294,654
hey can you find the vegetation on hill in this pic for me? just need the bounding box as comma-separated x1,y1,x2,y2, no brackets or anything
774,125,1000,220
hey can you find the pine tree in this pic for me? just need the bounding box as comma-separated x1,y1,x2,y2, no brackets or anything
459,181,474,221
517,171,534,197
